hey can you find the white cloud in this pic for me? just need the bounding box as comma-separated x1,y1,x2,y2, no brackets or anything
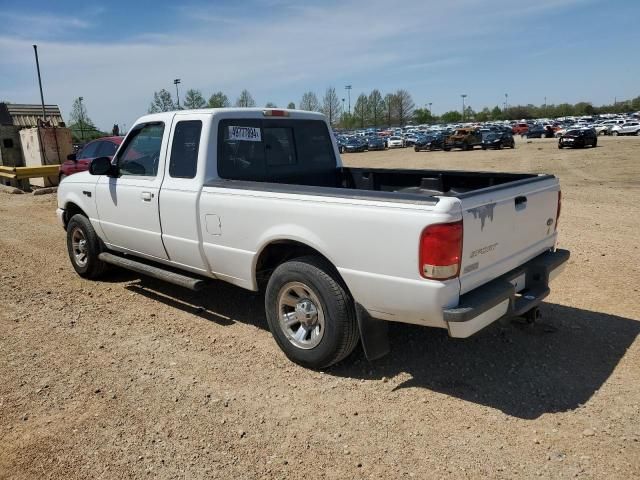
0,0,592,129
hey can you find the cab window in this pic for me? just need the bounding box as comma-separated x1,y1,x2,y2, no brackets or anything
169,120,202,179
118,123,164,177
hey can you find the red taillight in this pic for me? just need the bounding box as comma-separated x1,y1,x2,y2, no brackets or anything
419,221,463,280
555,191,562,231
263,109,289,117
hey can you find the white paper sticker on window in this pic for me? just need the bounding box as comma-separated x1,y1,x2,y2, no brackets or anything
228,126,262,142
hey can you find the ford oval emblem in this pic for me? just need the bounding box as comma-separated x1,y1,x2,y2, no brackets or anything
546,218,553,226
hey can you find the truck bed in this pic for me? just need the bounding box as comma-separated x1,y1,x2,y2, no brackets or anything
206,167,553,203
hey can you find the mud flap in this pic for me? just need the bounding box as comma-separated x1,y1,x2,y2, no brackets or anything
355,304,390,361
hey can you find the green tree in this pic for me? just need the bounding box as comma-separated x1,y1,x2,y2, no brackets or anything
148,89,176,113
183,89,206,109
413,108,434,124
299,91,319,111
207,92,230,108
287,102,296,109
320,87,342,126
440,110,462,123
491,105,503,120
368,89,385,127
475,107,491,122
69,97,103,141
265,102,277,108
353,93,369,128
235,89,256,108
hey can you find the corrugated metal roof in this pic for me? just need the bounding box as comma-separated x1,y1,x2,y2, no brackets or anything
0,103,64,127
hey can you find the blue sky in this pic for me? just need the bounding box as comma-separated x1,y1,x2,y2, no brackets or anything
0,0,638,130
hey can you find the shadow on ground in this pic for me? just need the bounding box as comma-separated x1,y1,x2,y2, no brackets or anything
121,275,639,419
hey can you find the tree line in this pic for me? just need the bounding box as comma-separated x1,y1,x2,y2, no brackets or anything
149,85,640,127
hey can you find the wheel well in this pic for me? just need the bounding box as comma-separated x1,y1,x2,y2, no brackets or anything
255,241,340,290
63,202,87,228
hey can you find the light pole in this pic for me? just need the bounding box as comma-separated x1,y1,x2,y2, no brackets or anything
504,93,508,111
544,96,547,116
32,45,47,122
78,96,85,140
461,94,467,122
428,102,433,123
174,78,181,108
345,85,352,115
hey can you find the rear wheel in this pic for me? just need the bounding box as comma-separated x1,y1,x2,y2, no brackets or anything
612,131,619,136
265,257,359,369
414,146,419,152
558,143,563,149
66,214,108,279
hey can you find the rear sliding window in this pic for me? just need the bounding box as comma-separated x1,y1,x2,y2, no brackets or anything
218,119,336,182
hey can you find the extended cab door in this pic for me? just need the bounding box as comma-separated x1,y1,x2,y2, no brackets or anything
158,114,211,272
95,121,169,260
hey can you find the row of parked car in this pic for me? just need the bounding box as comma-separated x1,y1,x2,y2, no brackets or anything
336,125,517,154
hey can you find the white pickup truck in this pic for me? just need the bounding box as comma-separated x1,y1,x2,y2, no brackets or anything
57,108,569,369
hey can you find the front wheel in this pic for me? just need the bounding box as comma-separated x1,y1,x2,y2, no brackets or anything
265,257,359,369
66,214,108,279
612,131,619,136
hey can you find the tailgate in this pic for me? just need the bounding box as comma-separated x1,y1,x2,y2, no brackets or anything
458,177,560,295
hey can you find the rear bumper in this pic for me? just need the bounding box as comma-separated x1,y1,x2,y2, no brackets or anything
444,249,570,338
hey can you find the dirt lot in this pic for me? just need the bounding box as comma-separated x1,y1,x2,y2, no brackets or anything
1,136,639,479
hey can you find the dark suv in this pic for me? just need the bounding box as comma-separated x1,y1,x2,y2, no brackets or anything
481,131,515,150
558,129,597,149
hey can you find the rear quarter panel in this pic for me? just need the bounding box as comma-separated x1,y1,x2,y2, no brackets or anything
198,187,462,326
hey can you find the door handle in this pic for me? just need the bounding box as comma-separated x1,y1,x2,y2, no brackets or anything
515,196,527,210
141,191,153,201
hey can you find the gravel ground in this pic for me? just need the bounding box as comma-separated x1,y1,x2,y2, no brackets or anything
1,135,639,479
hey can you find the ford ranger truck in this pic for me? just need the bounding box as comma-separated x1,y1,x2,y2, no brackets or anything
57,108,569,369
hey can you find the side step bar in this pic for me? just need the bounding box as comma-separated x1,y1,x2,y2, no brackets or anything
98,252,207,291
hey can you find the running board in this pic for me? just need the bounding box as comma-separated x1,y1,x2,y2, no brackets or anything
98,252,207,291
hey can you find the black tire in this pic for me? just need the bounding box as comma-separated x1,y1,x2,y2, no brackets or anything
66,214,108,279
497,143,503,150
414,146,420,152
339,146,345,154
592,138,597,147
558,143,563,149
612,131,619,136
481,145,486,150
265,256,359,369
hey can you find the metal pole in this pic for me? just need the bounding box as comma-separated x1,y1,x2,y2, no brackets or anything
174,78,181,108
33,45,46,121
461,94,467,122
78,96,85,141
345,85,352,115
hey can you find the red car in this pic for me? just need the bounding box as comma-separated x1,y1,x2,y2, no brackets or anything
511,123,529,135
60,136,123,180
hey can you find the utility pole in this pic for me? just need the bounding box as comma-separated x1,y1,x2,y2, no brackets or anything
461,94,467,122
504,93,508,112
544,96,547,116
345,85,352,115
174,78,181,108
428,102,433,123
32,45,47,122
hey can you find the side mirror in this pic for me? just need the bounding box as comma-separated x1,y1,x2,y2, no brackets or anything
67,153,77,161
89,156,115,176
